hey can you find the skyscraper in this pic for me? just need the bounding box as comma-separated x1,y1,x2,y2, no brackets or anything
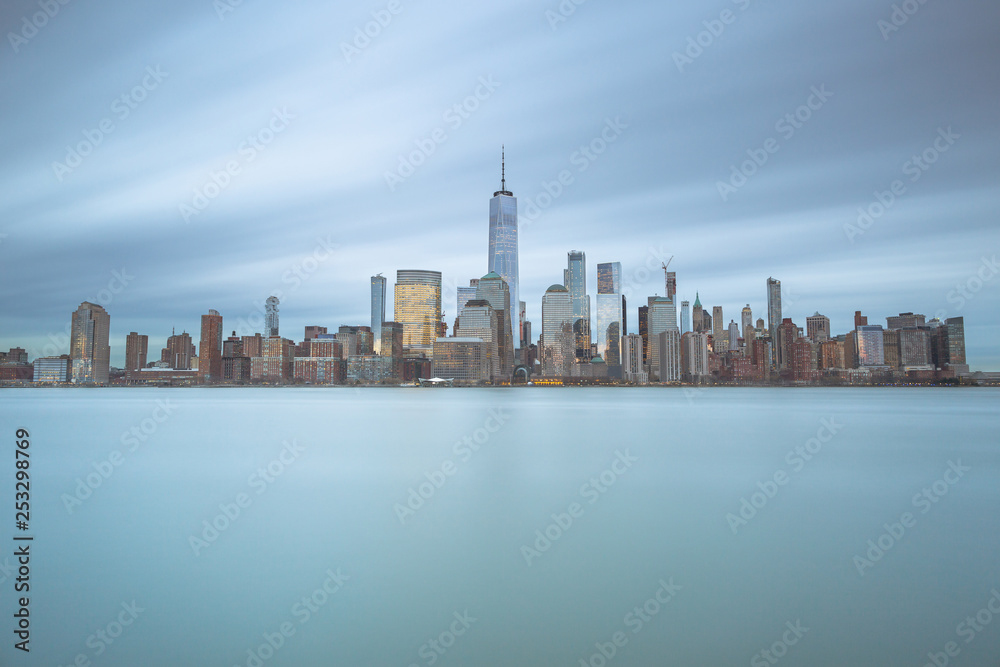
70,302,110,384
648,296,678,380
712,306,724,351
541,284,573,376
621,334,647,384
565,251,591,359
767,278,781,362
638,305,649,365
125,332,148,373
741,305,753,341
475,272,513,379
597,262,622,295
457,279,479,318
488,149,520,349
728,320,740,351
455,299,500,381
163,330,195,369
680,300,690,335
371,274,386,354
806,312,831,342
394,270,442,357
666,272,676,302
265,296,279,337
596,262,624,366
857,325,886,366
692,293,703,333
198,309,223,382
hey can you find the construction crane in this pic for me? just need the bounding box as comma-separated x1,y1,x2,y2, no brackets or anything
661,256,674,299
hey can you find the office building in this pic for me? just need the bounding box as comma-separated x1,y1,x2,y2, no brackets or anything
455,299,500,381
394,269,442,357
488,150,520,350
33,356,71,382
680,300,690,336
541,284,574,376
638,305,649,365
475,272,513,378
648,296,677,381
565,251,591,359
887,312,926,330
432,338,490,384
728,320,740,351
70,301,110,384
658,330,681,382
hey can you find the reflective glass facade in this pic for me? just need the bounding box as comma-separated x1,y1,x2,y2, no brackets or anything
489,193,519,350
394,270,442,356
265,296,279,337
541,285,573,376
596,293,623,366
565,251,590,359
597,262,621,295
767,277,782,360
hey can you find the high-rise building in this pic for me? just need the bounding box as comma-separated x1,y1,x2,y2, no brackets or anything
728,320,740,351
658,330,681,382
125,332,148,373
597,262,622,295
741,305,753,341
488,149,520,350
887,312,926,330
371,274,386,354
519,300,527,349
777,318,799,371
455,299,500,381
394,270,442,357
648,296,678,380
666,272,677,302
163,330,195,369
621,334,647,384
854,311,869,328
680,300,690,336
712,306,724,351
565,251,591,359
457,279,480,318
222,331,251,383
856,325,886,366
897,328,932,369
692,293,703,333
70,302,110,384
806,313,831,342
681,332,710,379
541,284,574,376
596,293,625,366
198,309,223,382
242,333,263,358
946,317,966,365
767,277,781,362
638,305,649,366
475,273,513,379
265,296,279,337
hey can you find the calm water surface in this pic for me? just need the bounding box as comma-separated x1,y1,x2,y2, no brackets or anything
1,387,998,666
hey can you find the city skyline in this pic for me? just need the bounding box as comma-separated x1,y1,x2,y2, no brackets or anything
1,1,998,370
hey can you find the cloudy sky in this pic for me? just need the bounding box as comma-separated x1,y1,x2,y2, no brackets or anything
1,0,998,368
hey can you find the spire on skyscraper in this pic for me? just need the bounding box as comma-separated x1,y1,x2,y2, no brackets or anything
495,146,512,197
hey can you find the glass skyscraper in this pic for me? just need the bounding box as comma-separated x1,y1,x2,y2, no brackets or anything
394,270,442,357
596,262,624,365
371,274,386,354
541,284,573,376
475,273,513,379
488,151,519,350
564,251,590,359
597,262,622,295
